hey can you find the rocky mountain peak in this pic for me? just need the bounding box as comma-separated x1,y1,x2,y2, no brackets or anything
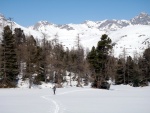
37,21,50,25
30,21,55,31
138,12,149,17
130,12,150,25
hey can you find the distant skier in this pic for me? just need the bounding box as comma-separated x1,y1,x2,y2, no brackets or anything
52,85,56,95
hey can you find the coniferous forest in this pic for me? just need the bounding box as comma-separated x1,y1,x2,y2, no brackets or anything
0,26,150,88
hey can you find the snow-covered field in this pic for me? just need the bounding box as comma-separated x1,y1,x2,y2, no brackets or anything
0,85,150,113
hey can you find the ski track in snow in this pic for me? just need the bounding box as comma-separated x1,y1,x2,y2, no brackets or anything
41,89,93,113
41,96,59,113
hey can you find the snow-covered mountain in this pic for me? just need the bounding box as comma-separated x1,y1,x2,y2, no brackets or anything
110,25,150,57
29,12,150,32
0,13,43,40
0,12,150,57
131,12,150,25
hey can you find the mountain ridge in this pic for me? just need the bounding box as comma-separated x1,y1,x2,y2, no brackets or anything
0,12,150,57
29,12,150,32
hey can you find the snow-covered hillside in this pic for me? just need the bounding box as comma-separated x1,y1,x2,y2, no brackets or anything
110,25,150,57
0,85,150,113
0,12,150,57
0,14,43,40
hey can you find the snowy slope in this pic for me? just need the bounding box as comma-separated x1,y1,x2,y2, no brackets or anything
27,12,150,57
0,85,150,113
28,21,105,49
0,14,43,40
0,12,150,57
110,25,150,57
28,21,150,57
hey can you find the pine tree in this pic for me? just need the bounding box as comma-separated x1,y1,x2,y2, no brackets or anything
126,56,134,84
87,34,112,88
96,34,112,87
143,48,150,82
0,26,19,87
87,46,97,71
138,57,148,86
115,59,124,84
75,34,84,87
13,28,26,76
138,47,150,86
132,63,140,87
34,46,45,85
25,35,37,88
87,46,97,86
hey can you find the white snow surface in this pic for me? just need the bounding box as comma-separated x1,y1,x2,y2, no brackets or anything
109,25,150,57
0,85,150,113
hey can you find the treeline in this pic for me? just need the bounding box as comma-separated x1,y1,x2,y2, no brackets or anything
87,34,150,88
0,26,86,88
0,26,149,88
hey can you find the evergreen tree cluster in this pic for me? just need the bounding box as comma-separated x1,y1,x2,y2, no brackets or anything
115,50,150,87
0,26,19,87
87,34,112,89
0,26,149,88
0,26,85,88
87,34,150,88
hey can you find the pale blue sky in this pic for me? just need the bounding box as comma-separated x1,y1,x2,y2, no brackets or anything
0,0,150,27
